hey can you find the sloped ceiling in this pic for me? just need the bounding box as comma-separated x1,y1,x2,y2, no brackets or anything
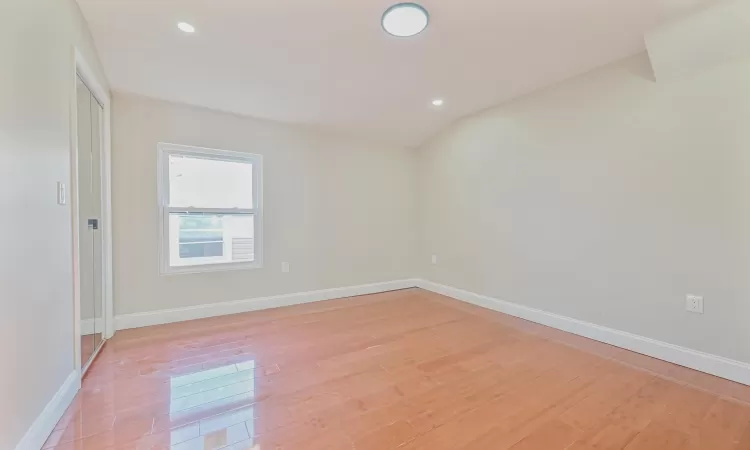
78,0,716,147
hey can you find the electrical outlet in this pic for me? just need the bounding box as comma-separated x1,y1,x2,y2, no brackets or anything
431,255,437,264
281,262,290,273
686,295,704,314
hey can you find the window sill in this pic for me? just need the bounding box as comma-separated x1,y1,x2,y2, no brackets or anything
160,261,263,276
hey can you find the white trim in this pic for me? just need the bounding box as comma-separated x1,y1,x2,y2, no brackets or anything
416,279,750,386
156,142,264,275
115,279,418,330
80,318,105,336
14,371,79,450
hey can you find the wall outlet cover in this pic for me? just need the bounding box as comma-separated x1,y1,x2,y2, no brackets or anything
686,294,704,314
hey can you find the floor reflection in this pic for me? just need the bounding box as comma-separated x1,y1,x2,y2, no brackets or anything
167,360,256,448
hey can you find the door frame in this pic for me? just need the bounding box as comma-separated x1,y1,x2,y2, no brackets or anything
71,46,114,378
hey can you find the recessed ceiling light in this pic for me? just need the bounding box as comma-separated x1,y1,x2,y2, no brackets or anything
177,22,195,33
382,3,429,37
432,99,444,107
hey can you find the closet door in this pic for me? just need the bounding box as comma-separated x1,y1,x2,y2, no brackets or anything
90,84,104,357
76,75,105,370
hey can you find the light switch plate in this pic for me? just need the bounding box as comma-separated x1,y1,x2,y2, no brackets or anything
281,262,290,273
57,182,67,205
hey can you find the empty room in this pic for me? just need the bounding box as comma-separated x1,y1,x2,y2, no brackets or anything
4,0,750,449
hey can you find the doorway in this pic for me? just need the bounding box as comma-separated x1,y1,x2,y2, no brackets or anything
76,74,106,372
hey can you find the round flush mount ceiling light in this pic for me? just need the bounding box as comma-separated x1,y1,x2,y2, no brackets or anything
177,22,195,33
432,99,444,107
382,3,429,37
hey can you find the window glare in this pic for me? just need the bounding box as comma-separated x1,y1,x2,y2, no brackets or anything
169,155,253,209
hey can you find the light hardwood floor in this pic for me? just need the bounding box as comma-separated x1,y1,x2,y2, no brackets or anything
45,288,750,449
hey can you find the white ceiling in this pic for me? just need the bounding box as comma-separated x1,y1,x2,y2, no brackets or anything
77,0,714,147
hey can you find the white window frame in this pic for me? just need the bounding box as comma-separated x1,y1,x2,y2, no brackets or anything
157,143,263,274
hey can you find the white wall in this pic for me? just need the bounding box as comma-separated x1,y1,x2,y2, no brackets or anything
417,53,750,364
646,0,750,82
111,94,417,315
0,0,108,448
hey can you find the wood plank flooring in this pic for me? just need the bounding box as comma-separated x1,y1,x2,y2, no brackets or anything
44,288,750,449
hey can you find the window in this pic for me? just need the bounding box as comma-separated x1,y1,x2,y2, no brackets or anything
158,143,262,274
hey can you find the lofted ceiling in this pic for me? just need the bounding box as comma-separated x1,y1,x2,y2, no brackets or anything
77,0,714,147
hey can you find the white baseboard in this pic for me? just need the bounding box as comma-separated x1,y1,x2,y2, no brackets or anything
416,279,750,386
15,371,79,450
80,318,104,336
115,279,419,331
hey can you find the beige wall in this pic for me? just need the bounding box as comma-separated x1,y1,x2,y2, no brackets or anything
0,0,108,448
111,94,417,315
417,54,750,363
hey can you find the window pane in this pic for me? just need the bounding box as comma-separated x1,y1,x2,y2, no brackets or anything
169,213,254,267
169,154,253,209
178,215,223,259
